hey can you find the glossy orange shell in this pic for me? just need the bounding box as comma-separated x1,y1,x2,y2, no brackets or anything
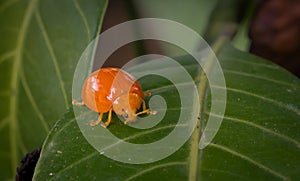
82,68,143,113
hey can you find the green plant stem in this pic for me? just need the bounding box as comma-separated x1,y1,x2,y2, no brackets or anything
189,35,230,181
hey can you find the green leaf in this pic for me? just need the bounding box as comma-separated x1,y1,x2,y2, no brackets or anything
0,0,108,180
199,45,300,180
33,44,300,180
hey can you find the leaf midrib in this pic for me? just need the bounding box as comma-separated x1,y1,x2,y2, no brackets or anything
188,36,230,180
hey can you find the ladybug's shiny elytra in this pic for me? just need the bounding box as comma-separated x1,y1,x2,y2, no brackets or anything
73,68,151,128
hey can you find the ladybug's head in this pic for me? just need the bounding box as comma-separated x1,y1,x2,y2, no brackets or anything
112,93,143,123
120,108,136,123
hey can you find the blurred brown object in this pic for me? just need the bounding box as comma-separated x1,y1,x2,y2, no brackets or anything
98,0,136,68
249,0,300,77
16,149,41,181
97,0,164,69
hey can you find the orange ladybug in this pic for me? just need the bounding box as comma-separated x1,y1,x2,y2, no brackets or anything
73,68,151,128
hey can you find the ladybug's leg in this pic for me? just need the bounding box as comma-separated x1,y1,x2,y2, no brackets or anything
135,109,151,116
135,100,151,116
142,100,147,111
144,90,151,97
101,109,113,128
135,100,157,116
72,99,84,106
135,110,151,116
89,113,103,126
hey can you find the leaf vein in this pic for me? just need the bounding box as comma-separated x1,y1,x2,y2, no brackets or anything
227,57,279,70
124,161,187,181
10,0,38,174
224,69,296,87
211,85,300,116
0,117,9,131
72,0,91,41
20,69,49,133
0,0,19,13
48,151,99,181
209,143,289,180
208,113,300,148
50,122,186,178
35,10,69,109
0,51,15,65
150,82,195,93
201,168,250,180
17,132,29,155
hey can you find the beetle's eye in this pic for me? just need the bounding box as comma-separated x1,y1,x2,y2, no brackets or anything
123,113,128,119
